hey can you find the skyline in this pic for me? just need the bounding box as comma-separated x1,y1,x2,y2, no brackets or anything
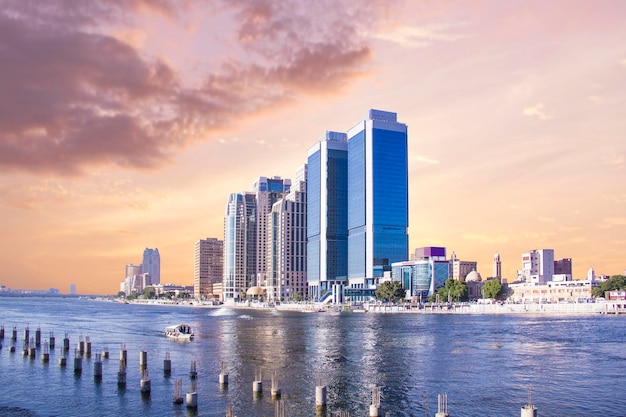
1,1,625,294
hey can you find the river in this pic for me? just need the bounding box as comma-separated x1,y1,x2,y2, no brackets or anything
0,297,624,416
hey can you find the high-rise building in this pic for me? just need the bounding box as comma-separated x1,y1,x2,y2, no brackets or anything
142,248,160,285
493,253,502,280
253,177,291,289
521,249,554,284
123,263,143,295
223,177,291,302
223,192,256,302
307,131,348,301
449,251,478,282
346,110,409,293
194,238,223,300
267,165,307,301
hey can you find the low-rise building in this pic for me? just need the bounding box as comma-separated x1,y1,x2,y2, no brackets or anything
509,280,594,303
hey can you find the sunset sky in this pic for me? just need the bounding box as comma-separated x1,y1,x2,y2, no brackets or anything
1,0,625,294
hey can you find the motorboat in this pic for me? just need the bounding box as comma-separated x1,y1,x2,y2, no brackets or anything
165,324,194,340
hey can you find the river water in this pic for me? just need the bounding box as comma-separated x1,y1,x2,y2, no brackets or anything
0,297,624,417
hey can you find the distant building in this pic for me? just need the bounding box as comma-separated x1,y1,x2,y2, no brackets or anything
465,270,484,300
194,238,223,300
122,263,143,295
510,280,594,303
554,257,572,281
587,267,596,281
521,249,555,285
142,248,160,285
392,247,448,299
493,253,502,280
449,251,477,282
69,284,76,295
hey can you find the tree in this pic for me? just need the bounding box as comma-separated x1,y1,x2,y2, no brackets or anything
375,281,406,302
592,275,626,298
430,278,468,302
142,286,156,299
482,279,503,299
117,291,126,298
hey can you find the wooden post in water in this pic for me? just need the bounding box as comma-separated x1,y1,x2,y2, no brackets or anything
173,378,183,404
315,377,327,414
252,367,263,398
94,353,103,382
271,370,281,399
49,332,55,350
435,393,449,417
219,361,229,386
163,351,172,377
41,340,50,363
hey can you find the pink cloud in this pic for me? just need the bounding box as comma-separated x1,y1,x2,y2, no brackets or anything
0,0,382,176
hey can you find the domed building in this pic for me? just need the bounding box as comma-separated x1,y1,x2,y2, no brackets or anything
465,269,484,300
465,270,483,282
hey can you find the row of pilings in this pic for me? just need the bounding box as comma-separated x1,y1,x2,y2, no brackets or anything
0,324,538,416
0,325,356,416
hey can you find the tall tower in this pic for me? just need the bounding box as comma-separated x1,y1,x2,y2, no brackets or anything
346,109,408,289
253,177,291,288
142,248,160,285
493,252,502,280
194,238,223,300
267,165,307,301
306,131,348,300
223,192,257,301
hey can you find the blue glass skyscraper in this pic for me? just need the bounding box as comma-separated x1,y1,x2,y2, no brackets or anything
307,131,348,301
346,110,408,291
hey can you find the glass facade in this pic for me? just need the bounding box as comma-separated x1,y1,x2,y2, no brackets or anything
306,133,348,300
347,111,408,281
392,259,450,298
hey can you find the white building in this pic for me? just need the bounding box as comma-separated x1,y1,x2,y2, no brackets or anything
521,249,554,285
509,280,595,303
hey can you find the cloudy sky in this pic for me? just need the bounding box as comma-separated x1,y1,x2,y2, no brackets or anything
1,0,625,294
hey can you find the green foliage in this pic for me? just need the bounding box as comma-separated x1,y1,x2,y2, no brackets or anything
482,279,503,299
375,281,406,302
430,278,468,302
142,286,156,299
117,291,126,298
592,275,626,298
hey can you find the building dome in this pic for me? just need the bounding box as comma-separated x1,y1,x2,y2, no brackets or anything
246,286,265,296
465,270,482,282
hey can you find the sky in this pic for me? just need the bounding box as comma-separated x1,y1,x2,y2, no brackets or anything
1,0,625,294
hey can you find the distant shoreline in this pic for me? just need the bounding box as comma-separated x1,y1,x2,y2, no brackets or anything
104,298,626,316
